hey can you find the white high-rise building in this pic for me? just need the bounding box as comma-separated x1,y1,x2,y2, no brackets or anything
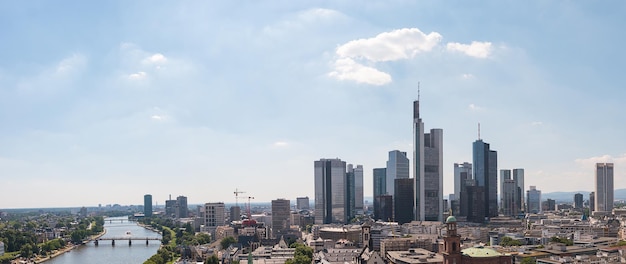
413,98,443,222
204,202,225,236
595,163,614,213
386,150,410,197
314,158,347,224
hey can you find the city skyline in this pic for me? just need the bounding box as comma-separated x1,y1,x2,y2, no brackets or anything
1,1,625,208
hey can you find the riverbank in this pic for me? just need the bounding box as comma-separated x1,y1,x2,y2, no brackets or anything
33,229,107,263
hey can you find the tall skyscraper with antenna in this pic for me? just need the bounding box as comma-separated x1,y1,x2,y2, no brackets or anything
473,125,498,218
413,85,444,221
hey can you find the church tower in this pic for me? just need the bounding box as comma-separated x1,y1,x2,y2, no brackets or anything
442,215,462,264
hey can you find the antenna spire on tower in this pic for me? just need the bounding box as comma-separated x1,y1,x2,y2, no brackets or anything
418,82,420,101
478,122,481,140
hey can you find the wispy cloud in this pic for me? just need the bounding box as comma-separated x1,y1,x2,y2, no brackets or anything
273,141,289,147
446,41,492,58
531,121,543,126
575,154,626,168
461,73,474,79
17,53,87,94
468,103,484,111
128,71,147,80
328,58,391,85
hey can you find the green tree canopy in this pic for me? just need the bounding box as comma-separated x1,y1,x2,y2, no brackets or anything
221,236,236,249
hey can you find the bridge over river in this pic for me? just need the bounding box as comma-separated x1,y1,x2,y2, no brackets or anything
95,237,161,246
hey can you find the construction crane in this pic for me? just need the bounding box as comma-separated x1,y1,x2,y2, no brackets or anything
234,188,246,207
243,196,256,227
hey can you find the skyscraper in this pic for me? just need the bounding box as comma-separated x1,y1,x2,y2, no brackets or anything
413,98,443,222
574,193,583,209
452,162,472,216
595,163,614,213
204,202,225,237
176,196,188,218
527,186,541,214
314,158,347,224
502,178,518,216
500,169,511,211
346,164,356,220
589,192,595,212
296,197,310,210
473,139,498,218
394,178,414,224
512,168,525,212
271,199,291,238
144,194,152,217
452,163,472,202
386,150,410,197
373,168,386,220
354,165,364,214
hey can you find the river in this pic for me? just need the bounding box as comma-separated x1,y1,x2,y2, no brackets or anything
45,216,161,264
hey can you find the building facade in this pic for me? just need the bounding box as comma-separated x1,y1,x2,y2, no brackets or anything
473,139,498,218
595,163,614,213
354,165,364,214
176,196,188,218
413,99,443,222
315,158,347,224
512,168,525,212
296,197,310,210
373,168,386,220
574,193,583,209
386,150,410,197
144,194,152,217
394,178,414,224
500,169,511,211
527,186,541,214
271,199,291,238
204,202,225,237
452,162,472,215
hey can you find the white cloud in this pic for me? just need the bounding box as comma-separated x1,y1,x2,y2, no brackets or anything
336,28,442,62
531,121,543,126
151,115,163,120
468,103,483,111
446,41,492,58
128,71,147,80
328,58,392,86
143,53,168,65
329,28,442,85
462,73,474,79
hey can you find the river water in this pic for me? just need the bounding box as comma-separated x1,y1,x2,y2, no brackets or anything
45,216,161,264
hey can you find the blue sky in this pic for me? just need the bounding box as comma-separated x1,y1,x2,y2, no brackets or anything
1,1,625,208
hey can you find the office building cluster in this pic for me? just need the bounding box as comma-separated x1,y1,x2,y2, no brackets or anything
314,158,364,224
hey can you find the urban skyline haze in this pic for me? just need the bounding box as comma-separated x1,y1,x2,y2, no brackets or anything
1,1,625,208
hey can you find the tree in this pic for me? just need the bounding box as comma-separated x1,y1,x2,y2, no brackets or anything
499,236,522,246
205,255,219,264
221,236,236,249
287,242,313,264
521,257,536,264
20,244,33,259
